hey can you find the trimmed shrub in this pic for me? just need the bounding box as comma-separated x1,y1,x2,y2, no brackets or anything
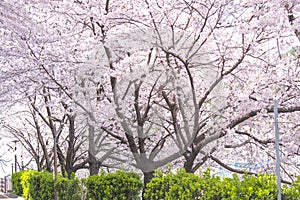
144,168,223,200
282,177,300,200
85,170,143,200
55,177,81,200
144,169,201,200
144,168,290,200
233,174,278,200
28,171,54,200
11,170,82,200
20,170,38,200
12,171,25,196
28,171,82,200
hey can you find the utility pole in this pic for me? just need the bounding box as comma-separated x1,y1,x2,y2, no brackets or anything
53,124,58,200
274,99,281,200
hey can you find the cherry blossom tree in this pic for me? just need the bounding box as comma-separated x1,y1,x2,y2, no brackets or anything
0,0,124,176
63,0,300,186
1,0,300,188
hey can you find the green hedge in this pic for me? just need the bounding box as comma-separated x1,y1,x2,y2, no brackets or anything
29,171,82,200
144,168,223,200
220,173,278,199
12,168,300,200
282,177,300,200
84,170,143,200
55,176,82,200
11,170,81,200
12,171,25,196
144,168,300,200
28,171,54,200
21,170,39,200
12,170,142,200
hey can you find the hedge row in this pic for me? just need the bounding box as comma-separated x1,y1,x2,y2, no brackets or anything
12,170,142,200
144,169,300,200
12,170,82,200
85,170,143,199
12,168,300,200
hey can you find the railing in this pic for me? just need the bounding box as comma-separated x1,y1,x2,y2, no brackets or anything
0,176,12,193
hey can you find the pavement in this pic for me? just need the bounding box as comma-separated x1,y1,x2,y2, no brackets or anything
0,193,24,199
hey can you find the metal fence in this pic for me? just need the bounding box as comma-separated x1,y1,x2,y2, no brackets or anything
0,176,12,193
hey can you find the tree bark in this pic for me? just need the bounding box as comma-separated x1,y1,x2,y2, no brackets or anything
142,171,154,199
184,159,194,173
88,152,100,175
184,153,197,173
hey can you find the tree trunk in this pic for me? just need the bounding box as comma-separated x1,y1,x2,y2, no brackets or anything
66,169,73,179
184,159,194,173
89,152,100,175
65,114,75,178
184,152,197,173
142,171,154,199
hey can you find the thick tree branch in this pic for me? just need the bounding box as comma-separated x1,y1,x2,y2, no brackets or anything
101,126,127,145
235,130,274,145
228,106,300,129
